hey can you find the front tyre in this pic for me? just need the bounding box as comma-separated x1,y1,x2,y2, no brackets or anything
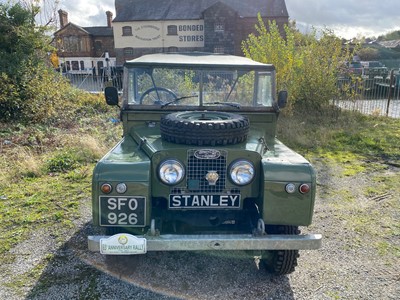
261,225,300,275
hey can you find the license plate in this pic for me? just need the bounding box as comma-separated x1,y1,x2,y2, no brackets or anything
100,233,147,255
169,194,240,209
99,196,146,226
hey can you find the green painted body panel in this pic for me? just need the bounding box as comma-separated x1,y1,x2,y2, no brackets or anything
92,136,151,226
92,118,316,227
261,140,316,225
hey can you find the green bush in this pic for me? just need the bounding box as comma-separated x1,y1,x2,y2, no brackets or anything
0,65,113,124
242,16,358,112
45,151,80,173
65,89,111,115
45,144,101,174
0,73,21,120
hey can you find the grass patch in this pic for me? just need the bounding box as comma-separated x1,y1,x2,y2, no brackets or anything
0,87,122,294
0,170,91,257
331,169,400,257
0,109,121,263
278,109,400,162
315,150,367,176
278,108,400,260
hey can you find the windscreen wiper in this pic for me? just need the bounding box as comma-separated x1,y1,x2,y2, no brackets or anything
161,95,198,108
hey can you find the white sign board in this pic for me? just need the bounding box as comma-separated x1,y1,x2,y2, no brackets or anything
115,20,205,48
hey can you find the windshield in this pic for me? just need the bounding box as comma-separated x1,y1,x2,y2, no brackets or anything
125,66,274,108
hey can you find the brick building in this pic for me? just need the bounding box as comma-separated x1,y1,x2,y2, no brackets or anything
113,0,289,65
54,10,116,74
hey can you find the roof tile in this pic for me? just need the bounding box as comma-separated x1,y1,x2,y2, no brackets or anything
114,0,288,22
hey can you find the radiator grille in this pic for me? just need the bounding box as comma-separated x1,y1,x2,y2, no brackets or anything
186,150,227,193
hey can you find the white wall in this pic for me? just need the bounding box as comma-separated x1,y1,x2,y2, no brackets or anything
60,57,117,74
114,20,205,48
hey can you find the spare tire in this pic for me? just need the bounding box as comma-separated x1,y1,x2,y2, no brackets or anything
160,111,250,146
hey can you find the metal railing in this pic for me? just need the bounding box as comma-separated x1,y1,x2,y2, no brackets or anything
334,71,400,118
63,72,123,93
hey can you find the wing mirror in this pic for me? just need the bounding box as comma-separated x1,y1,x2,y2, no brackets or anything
277,90,288,109
104,86,119,106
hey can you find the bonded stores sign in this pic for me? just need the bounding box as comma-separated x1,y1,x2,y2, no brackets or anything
123,20,205,48
176,23,204,45
167,20,205,47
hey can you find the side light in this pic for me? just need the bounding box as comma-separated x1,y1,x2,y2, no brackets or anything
116,183,127,194
285,183,296,194
299,183,311,194
159,159,185,185
100,183,112,194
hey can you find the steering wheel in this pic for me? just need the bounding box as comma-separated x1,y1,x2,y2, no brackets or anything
139,87,177,105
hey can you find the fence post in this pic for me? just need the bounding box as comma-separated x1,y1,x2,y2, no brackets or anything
386,69,395,116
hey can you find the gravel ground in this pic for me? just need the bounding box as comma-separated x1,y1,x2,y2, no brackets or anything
1,160,399,300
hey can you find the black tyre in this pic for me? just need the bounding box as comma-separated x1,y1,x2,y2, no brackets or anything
261,225,300,275
160,111,250,146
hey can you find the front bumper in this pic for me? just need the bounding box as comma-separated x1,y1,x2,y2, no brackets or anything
88,233,322,252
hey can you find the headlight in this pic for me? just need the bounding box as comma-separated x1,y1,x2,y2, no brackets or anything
159,160,185,185
229,160,255,185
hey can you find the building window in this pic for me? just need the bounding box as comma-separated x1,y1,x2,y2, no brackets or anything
167,47,178,53
214,22,224,32
94,40,102,51
71,61,79,70
80,61,85,70
63,36,80,52
214,46,225,54
124,47,134,55
122,26,132,36
167,25,177,35
97,61,104,73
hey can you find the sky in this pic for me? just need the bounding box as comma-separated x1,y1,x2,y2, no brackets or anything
285,0,400,39
56,0,400,39
2,0,399,39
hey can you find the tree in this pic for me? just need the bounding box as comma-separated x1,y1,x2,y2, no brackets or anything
0,1,51,75
20,0,60,27
357,47,380,61
242,15,358,112
0,1,67,123
241,16,301,94
378,30,400,41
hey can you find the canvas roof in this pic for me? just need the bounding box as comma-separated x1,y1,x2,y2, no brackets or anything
125,52,275,70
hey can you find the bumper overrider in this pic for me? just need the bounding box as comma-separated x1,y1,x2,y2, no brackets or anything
88,232,322,255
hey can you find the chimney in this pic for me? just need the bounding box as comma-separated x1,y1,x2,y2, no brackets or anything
58,9,68,28
106,11,113,28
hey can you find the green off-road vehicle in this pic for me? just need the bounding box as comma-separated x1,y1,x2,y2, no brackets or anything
88,52,321,274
